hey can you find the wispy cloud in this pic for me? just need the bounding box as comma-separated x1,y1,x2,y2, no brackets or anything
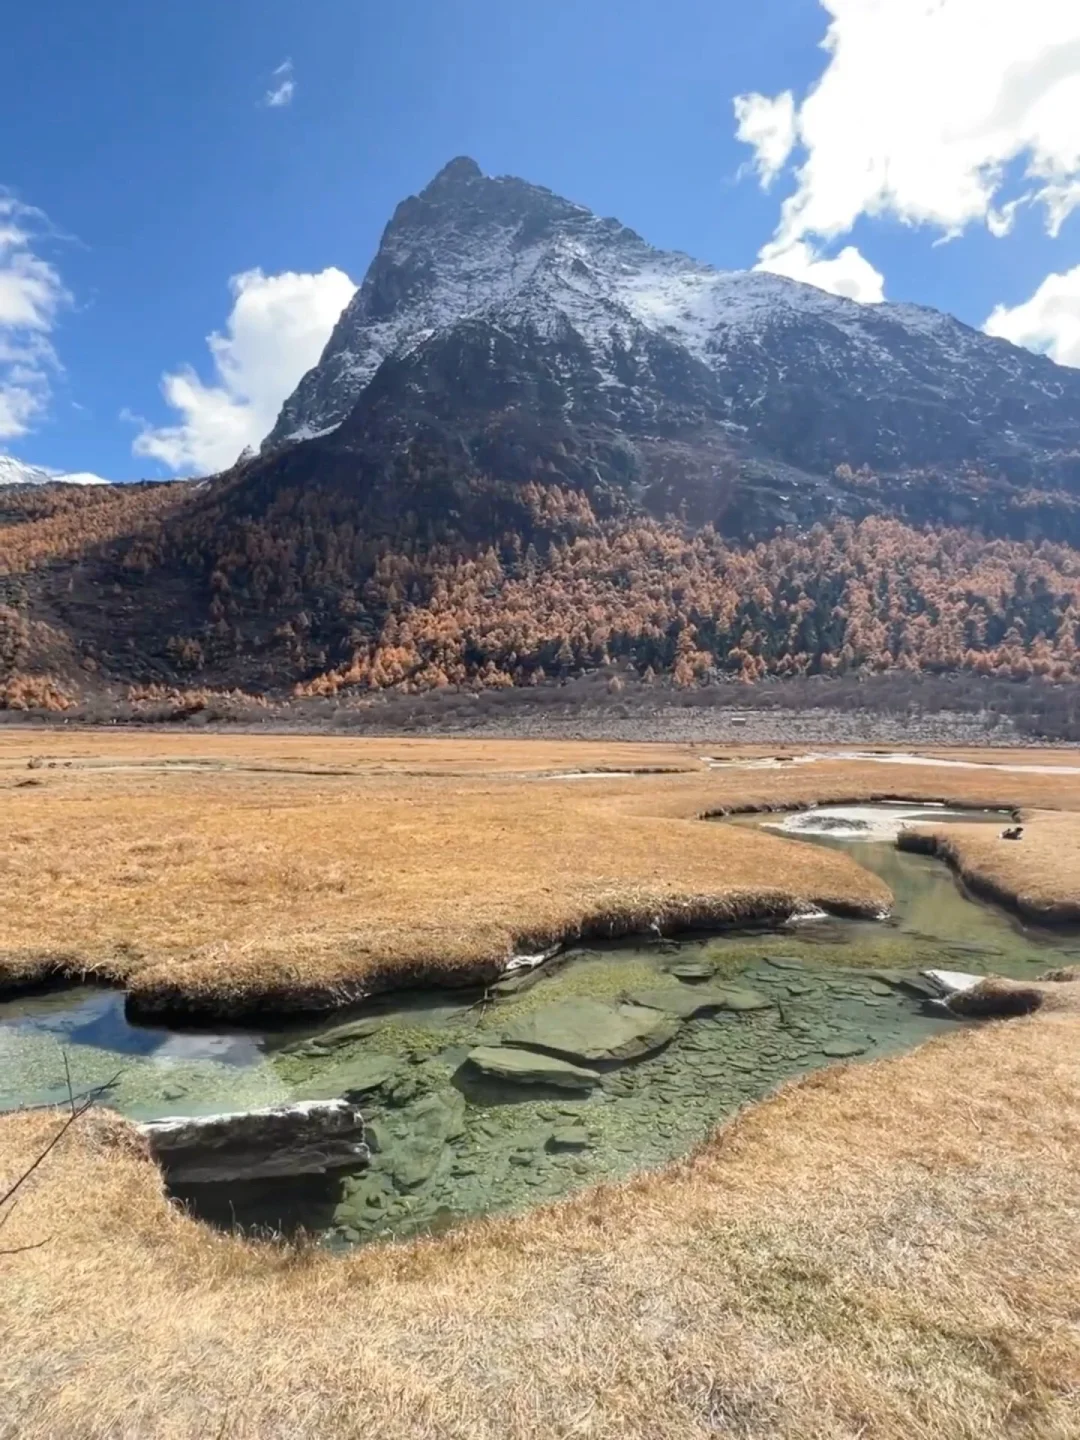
0,192,71,440
264,58,295,109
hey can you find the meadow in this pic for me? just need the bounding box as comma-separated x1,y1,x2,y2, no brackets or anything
2,732,1080,1438
3,732,1079,1016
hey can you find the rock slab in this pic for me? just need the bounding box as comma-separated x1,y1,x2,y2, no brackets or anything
628,985,772,1018
294,1053,399,1100
466,1045,601,1090
141,1100,369,1184
389,1091,466,1189
501,999,679,1063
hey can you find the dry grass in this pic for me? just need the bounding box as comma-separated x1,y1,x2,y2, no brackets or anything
3,733,1080,1437
901,810,1080,924
0,730,711,777
1,1009,1078,1439
4,733,1080,1015
946,970,1080,1017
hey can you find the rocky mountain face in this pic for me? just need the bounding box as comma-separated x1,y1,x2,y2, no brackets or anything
7,159,1080,706
265,156,1080,493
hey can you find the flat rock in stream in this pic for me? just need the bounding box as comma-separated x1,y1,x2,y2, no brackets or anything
626,986,731,1019
627,985,771,1019
490,970,545,998
665,961,716,983
141,1100,368,1184
501,999,680,1063
718,987,774,1012
387,1090,466,1190
294,1054,400,1100
466,1045,601,1090
870,970,940,1001
820,1039,870,1058
547,1126,590,1151
282,1016,385,1055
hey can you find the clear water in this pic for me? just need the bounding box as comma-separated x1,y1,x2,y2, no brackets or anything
2,803,1076,1244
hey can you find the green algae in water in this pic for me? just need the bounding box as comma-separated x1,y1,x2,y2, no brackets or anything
3,806,1079,1246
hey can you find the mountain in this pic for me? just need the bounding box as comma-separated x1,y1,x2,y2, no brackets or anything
0,455,111,487
265,156,1080,493
5,158,1080,712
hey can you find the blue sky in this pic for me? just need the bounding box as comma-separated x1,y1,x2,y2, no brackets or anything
2,0,1079,480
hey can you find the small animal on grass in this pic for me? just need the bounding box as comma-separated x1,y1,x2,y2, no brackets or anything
1000,825,1024,841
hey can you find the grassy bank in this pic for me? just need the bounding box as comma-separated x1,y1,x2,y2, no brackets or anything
900,810,1080,925
1,1006,1078,1439
3,735,1080,1016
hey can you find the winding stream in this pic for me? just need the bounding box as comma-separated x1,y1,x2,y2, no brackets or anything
2,803,1077,1245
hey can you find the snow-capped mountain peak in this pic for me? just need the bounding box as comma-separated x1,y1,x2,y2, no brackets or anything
0,455,111,488
262,158,1080,488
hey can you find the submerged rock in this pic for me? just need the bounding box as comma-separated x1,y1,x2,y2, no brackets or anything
626,986,732,1019
666,962,715,983
627,985,771,1019
501,999,679,1063
718,987,773,1012
466,1045,601,1090
490,970,545,998
333,1171,394,1228
868,969,940,1001
390,1138,445,1189
379,1090,467,1191
140,1100,368,1184
547,1126,589,1152
294,1054,399,1100
282,1016,386,1056
820,1039,870,1058
407,1089,467,1142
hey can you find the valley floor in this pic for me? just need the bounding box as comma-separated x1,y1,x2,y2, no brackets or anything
1,999,1078,1439
2,736,1080,1437
3,732,1080,1015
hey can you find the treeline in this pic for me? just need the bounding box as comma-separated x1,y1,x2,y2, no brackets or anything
4,473,1080,702
0,481,185,576
292,504,1080,695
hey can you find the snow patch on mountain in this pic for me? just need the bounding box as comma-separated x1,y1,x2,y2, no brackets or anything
263,157,1080,464
0,455,112,487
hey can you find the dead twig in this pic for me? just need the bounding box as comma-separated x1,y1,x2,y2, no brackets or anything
0,1057,124,1257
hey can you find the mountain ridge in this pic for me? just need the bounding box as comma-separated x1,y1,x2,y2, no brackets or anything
264,156,1080,491
4,158,1080,712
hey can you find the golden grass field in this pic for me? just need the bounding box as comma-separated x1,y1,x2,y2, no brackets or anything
3,730,1080,1016
3,733,1080,1437
1,1005,1078,1439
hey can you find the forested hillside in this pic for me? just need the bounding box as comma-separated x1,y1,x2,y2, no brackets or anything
3,160,1080,721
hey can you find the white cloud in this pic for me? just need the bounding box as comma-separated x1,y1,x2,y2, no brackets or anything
734,0,1080,303
132,266,356,474
264,59,296,108
756,237,884,304
0,196,70,439
985,263,1080,367
733,91,796,187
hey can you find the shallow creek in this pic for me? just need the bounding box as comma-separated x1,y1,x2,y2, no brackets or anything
2,803,1077,1245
